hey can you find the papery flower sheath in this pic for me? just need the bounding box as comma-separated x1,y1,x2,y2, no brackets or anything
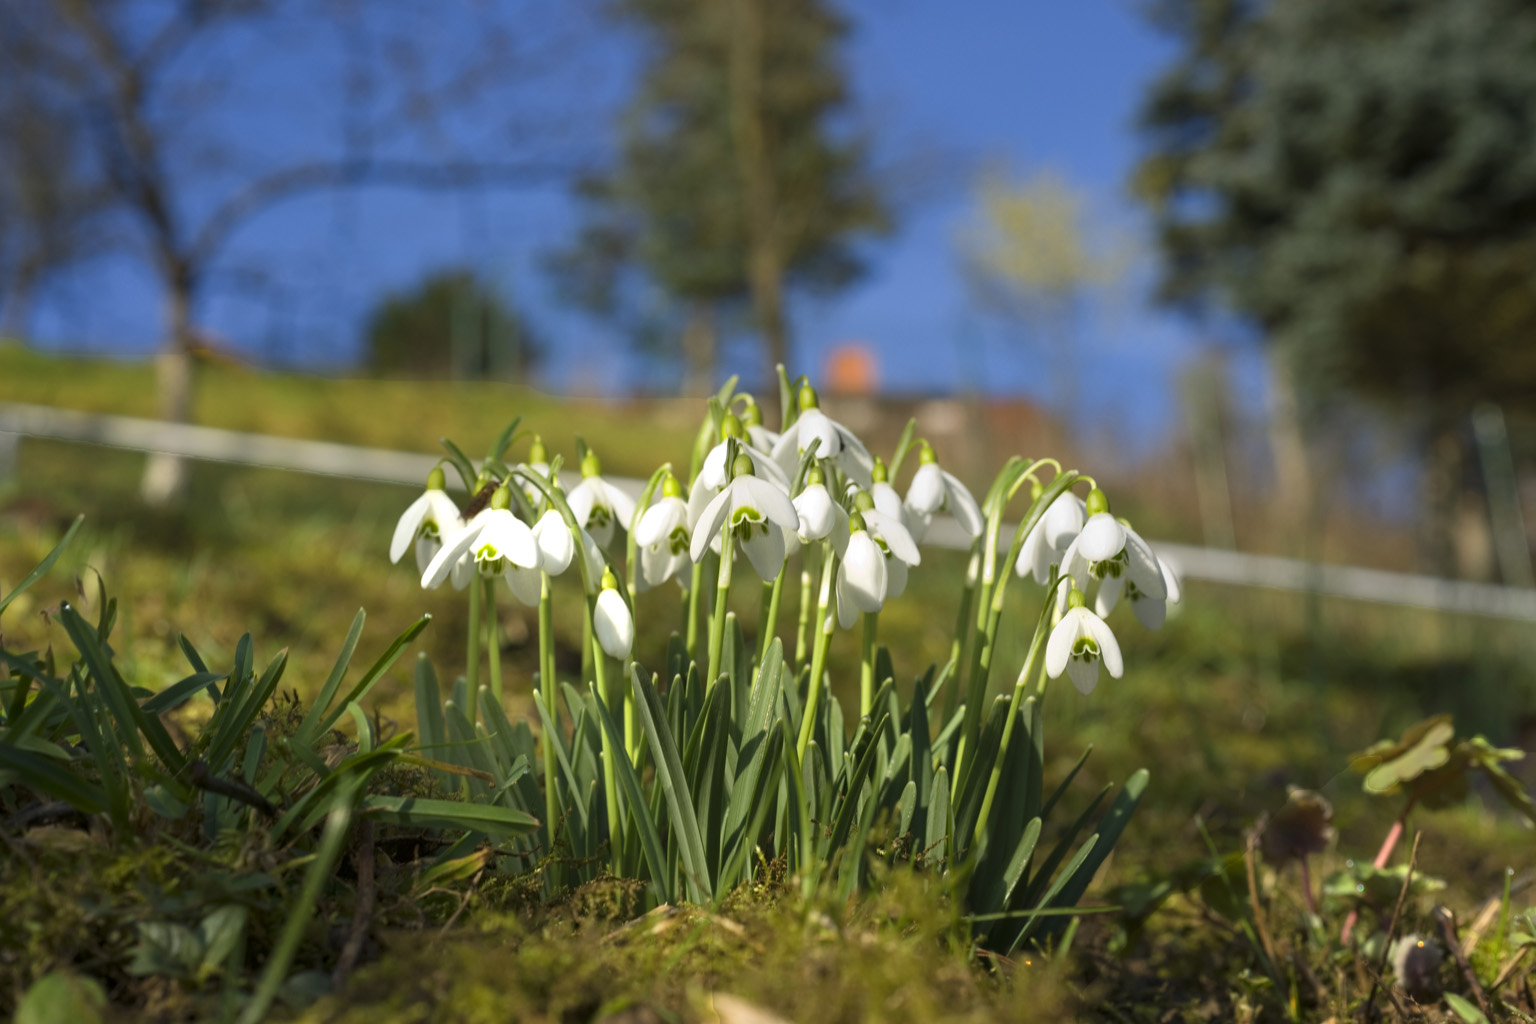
1045,587,1123,695
390,467,464,576
903,442,984,543
568,450,637,547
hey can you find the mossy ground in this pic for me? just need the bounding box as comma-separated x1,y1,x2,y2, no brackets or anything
3,352,1534,1021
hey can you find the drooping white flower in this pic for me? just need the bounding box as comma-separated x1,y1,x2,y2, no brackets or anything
1045,588,1123,695
792,466,844,543
421,487,540,590
903,441,985,543
1016,490,1088,585
506,509,575,605
567,450,637,547
593,570,634,659
390,467,464,576
688,416,792,535
635,474,692,589
1096,542,1181,629
690,454,800,581
1058,489,1148,598
860,506,921,599
769,384,874,487
836,513,889,628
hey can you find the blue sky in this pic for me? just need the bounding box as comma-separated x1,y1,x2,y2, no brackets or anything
25,1,1267,450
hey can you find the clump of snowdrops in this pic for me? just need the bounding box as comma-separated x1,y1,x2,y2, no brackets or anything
391,369,1183,953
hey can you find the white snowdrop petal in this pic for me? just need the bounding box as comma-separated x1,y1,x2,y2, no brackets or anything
1066,656,1100,695
864,510,921,566
740,526,787,581
390,492,433,564
601,479,638,530
873,482,904,521
533,510,574,575
793,485,836,541
506,566,543,606
1123,528,1167,601
1045,612,1076,679
1016,525,1046,580
1095,577,1125,618
836,567,859,630
594,589,634,659
690,488,733,563
421,519,482,589
841,532,888,614
1042,494,1087,551
566,481,597,526
1086,612,1124,678
1078,513,1127,562
1159,556,1182,604
747,424,780,454
413,537,440,577
906,463,944,516
739,476,799,531
942,470,985,538
635,498,683,547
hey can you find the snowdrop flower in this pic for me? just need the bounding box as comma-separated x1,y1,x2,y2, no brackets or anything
689,415,792,532
1016,489,1088,585
634,473,692,589
593,569,634,659
390,467,464,576
740,398,780,455
421,485,539,590
836,512,888,628
1059,489,1143,593
690,453,800,581
870,457,906,524
1096,544,1181,629
505,509,576,605
792,465,844,543
849,487,922,599
770,383,874,488
567,450,637,548
1046,585,1123,695
904,441,984,543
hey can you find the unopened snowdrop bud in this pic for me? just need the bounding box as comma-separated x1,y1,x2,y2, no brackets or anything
1045,583,1123,695
793,465,842,543
836,512,888,628
871,457,905,523
568,449,637,547
593,569,634,659
721,412,745,441
731,452,754,479
391,465,463,575
520,435,552,505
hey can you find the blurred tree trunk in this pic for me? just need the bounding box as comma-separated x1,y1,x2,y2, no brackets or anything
140,269,195,506
681,304,716,397
1419,419,1481,578
728,0,789,381
1267,352,1312,556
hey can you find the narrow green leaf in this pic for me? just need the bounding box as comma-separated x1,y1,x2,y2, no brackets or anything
630,666,712,902
360,795,538,837
295,610,365,745
0,515,82,617
0,742,107,813
314,615,431,737
590,686,671,901
142,672,226,715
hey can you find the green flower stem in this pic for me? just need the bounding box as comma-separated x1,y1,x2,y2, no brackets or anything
686,560,706,659
943,544,981,722
483,578,503,709
539,573,555,697
796,549,839,758
706,527,734,689
466,570,482,693
955,465,1075,794
795,546,818,665
589,595,622,874
971,587,1056,849
860,610,880,718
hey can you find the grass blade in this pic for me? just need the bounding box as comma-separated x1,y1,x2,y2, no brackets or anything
0,515,82,617
630,666,712,902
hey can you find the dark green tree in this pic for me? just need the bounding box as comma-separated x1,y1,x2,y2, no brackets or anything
1136,0,1536,571
550,0,887,390
363,270,539,381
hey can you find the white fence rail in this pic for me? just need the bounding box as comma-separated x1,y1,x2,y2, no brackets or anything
4,400,1535,622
